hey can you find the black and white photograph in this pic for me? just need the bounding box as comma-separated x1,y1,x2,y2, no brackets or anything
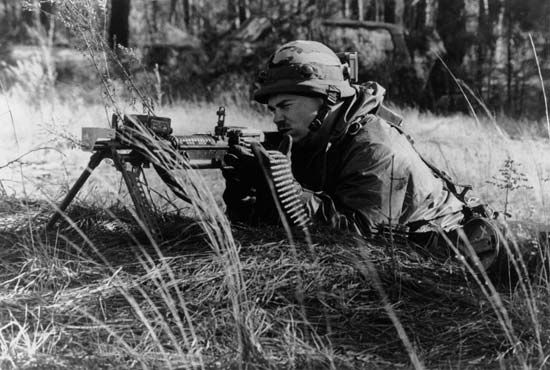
0,0,549,368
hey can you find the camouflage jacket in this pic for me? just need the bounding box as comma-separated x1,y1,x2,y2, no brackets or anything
292,83,465,235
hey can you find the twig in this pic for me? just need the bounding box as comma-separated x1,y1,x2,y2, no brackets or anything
0,77,18,149
0,147,62,169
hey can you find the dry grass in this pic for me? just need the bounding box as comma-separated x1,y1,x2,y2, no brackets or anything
1,67,550,367
2,77,550,368
403,107,550,223
1,5,550,367
1,197,549,369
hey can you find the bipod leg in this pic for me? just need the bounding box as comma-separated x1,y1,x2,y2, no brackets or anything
47,150,108,230
111,151,162,242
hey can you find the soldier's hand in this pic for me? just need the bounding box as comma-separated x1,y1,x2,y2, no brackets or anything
223,144,263,188
222,144,263,223
221,166,256,223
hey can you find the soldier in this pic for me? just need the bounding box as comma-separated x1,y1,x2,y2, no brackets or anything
223,40,500,271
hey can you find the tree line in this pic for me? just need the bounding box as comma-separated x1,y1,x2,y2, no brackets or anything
2,0,549,119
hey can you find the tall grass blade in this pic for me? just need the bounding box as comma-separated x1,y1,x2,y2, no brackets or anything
528,33,550,140
356,242,425,370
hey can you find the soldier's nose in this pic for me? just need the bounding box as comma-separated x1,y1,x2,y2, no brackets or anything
273,112,285,126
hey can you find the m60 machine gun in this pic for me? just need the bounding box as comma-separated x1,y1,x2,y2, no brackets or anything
46,108,281,240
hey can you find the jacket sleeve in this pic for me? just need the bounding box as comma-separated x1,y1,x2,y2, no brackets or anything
300,140,410,235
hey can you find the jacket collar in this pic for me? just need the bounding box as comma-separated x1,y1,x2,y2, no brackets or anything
292,83,386,154
328,82,386,143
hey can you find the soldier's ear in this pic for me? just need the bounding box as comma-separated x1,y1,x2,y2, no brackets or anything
278,134,293,159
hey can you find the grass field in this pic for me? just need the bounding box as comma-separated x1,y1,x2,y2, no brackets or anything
1,61,550,369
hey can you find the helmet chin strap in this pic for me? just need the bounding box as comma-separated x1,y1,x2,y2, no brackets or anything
308,87,340,132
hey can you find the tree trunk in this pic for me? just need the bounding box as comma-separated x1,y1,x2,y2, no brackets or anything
358,0,364,21
475,0,487,95
196,0,204,34
505,0,512,109
375,0,384,22
394,0,405,25
108,0,130,48
342,0,350,18
463,0,478,33
238,0,250,24
545,5,550,60
22,0,38,30
169,0,179,25
3,0,11,29
183,0,191,32
150,0,159,34
494,0,506,68
425,0,437,28
40,1,55,34
228,0,239,29
402,0,420,30
11,1,19,32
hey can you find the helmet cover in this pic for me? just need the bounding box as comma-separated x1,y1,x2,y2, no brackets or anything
254,40,355,104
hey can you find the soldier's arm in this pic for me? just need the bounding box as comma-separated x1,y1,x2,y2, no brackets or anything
300,141,409,235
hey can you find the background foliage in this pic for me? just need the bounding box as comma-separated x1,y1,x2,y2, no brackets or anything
1,0,549,119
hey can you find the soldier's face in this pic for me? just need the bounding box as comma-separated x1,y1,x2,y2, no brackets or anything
267,94,323,144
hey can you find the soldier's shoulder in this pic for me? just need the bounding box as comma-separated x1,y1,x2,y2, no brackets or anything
346,114,389,141
344,115,416,158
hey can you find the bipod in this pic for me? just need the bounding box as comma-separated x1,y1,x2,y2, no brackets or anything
47,148,162,242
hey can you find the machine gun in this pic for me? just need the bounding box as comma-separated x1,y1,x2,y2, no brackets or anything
46,107,281,240
47,51,363,239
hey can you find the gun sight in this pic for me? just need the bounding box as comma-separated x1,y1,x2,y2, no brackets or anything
122,114,173,138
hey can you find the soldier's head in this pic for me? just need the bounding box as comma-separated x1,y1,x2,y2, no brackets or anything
254,40,355,144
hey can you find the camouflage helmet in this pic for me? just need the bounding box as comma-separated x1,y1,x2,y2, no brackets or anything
253,40,356,104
